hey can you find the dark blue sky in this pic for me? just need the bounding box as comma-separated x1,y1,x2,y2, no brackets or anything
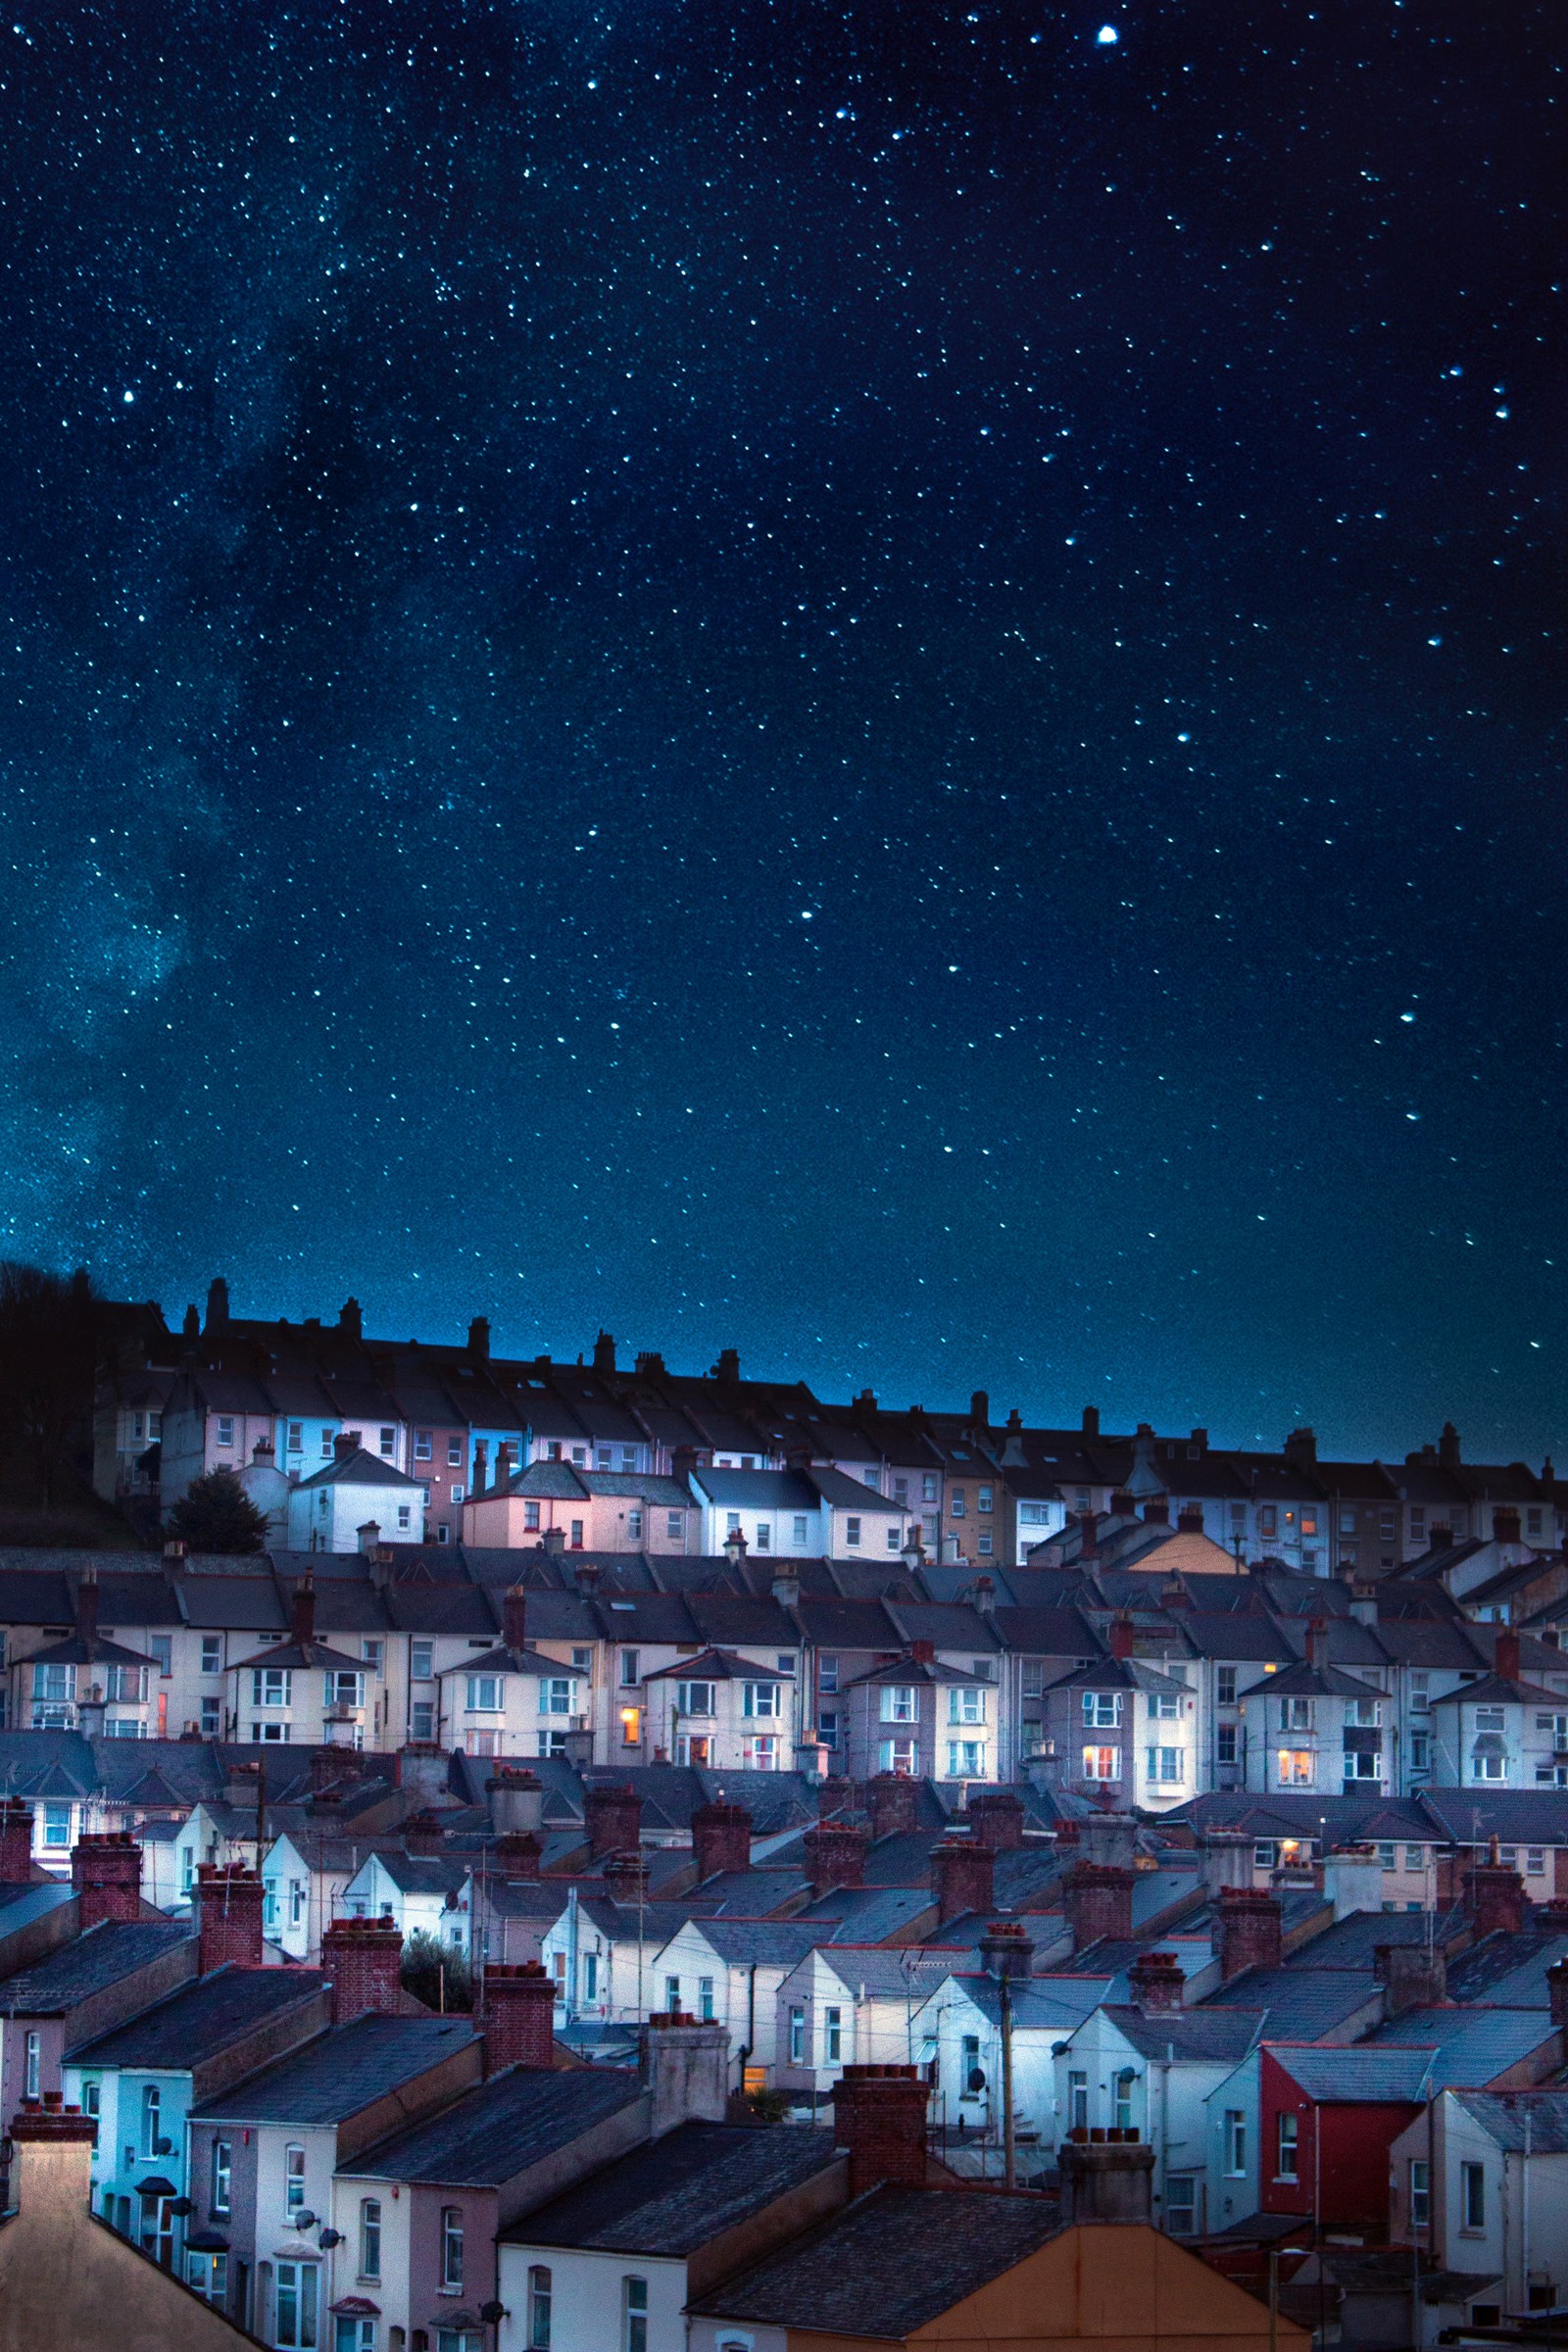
0,2,1559,1456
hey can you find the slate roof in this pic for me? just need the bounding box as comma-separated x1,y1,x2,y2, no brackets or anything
344,2062,641,2184
640,1646,790,1684
0,1920,194,2015
1450,2089,1568,2153
508,2119,840,2253
194,2015,477,2122
1102,2006,1263,2062
1250,1659,1384,1700
1362,2006,1559,2087
696,2183,1065,2334
73,1965,327,2069
1267,2045,1435,2102
1444,1931,1568,2008
292,1446,424,1492
1286,1910,1464,1970
1201,1969,1381,2037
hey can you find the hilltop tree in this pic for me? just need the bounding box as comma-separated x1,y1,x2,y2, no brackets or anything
166,1468,270,1555
0,1262,102,1507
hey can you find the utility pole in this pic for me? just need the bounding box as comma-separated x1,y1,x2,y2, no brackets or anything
1000,1968,1016,2191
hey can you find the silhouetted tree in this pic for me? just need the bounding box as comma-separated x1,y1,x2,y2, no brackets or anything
0,1262,102,1507
400,1929,473,2012
166,1467,270,1554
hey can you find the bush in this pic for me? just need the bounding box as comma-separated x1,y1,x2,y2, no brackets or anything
400,1929,473,2013
166,1468,270,1554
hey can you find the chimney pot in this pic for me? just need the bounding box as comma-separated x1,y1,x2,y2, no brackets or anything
1128,1950,1186,2013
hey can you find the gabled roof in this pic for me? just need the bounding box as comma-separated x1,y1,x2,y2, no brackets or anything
292,1445,424,1493
1450,2089,1568,2154
73,1965,327,2069
505,2119,840,2253
1100,2007,1263,2063
344,2062,640,2184
0,1921,194,2016
1266,2044,1434,2103
640,1646,790,1684
1251,1659,1384,1699
194,2014,476,2123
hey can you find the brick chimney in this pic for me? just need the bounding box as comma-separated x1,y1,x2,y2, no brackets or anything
603,1851,651,1907
832,2064,929,2197
1494,1506,1522,1546
803,1821,871,1896
1066,1862,1134,1948
1546,1958,1568,2030
584,1785,643,1860
867,1773,920,1841
494,1832,543,1880
1176,1504,1204,1534
1494,1627,1522,1684
1142,1498,1169,1525
500,1585,528,1654
195,1865,266,1973
909,1640,936,1667
1078,1511,1100,1560
978,1920,1034,1980
291,1573,317,1647
322,1917,404,2022
1375,1941,1447,2016
1128,1950,1186,2013
1059,2132,1154,2223
483,1963,557,2070
931,1837,996,1925
691,1801,752,1882
402,1810,445,1857
1218,1886,1283,1980
1107,1616,1133,1662
0,1797,35,1883
70,1835,142,1927
1464,1842,1525,1937
966,1790,1025,1851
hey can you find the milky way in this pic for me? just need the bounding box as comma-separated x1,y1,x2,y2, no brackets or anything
0,1,1558,1453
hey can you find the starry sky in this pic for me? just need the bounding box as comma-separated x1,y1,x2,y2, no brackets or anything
0,2,1559,1457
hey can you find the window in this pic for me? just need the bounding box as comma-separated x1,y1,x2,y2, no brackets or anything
846,1516,861,1547
286,1421,303,1454
273,2260,318,2349
789,2005,806,2064
42,1802,72,1848
24,2030,40,2099
1152,1691,1181,1720
1259,1506,1277,1538
1146,1746,1183,1784
1082,1746,1120,1781
1277,1749,1315,1786
1377,1841,1397,1869
321,1426,336,1455
285,2142,307,2217
211,2138,231,2219
1082,1691,1121,1728
358,2196,381,2279
878,1739,917,1774
327,1670,365,1709
819,1654,840,1694
201,1635,222,1674
1409,2159,1429,2232
620,1650,640,1687
1526,1846,1546,1876
1276,2112,1299,2180
755,1523,771,1552
32,1661,73,1708
569,1519,584,1549
186,2249,228,2308
141,2083,163,2159
881,1686,918,1723
1461,2161,1486,2231
666,1510,685,1542
1115,2071,1136,2132
1280,1696,1313,1731
1224,2111,1247,2176
922,1475,939,1502
1164,2175,1198,2235
950,1686,986,1725
1217,1725,1238,1765
664,1973,682,2012
105,1662,148,1703
619,1705,641,1746
825,2004,843,2061
252,1720,291,1742
466,1675,504,1712
529,2266,553,2350
522,1500,541,1532
676,1681,715,1716
1069,2071,1088,2130
252,1666,292,1708
217,1416,235,1448
1347,1696,1382,1727
1474,1752,1507,1783
582,1953,599,2003
1409,1732,1430,1771
777,1652,796,1676
950,1493,965,1519
627,1509,643,1540
623,2277,649,2352
948,1740,986,1777
398,1504,414,1531
699,1976,715,2021
742,1683,780,1718
441,2204,464,2288
412,1700,435,1740
743,1735,778,1769
977,1485,993,1513
410,1639,434,1681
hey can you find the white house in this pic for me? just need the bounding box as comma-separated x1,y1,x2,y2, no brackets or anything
1204,2047,1263,2238
1241,1642,1391,1797
1428,1642,1568,1790
646,1920,831,2081
1388,2088,1568,2316
340,1851,473,1957
686,1465,909,1562
285,1436,427,1553
911,1972,1102,2153
1054,1999,1264,2237
771,1946,961,2100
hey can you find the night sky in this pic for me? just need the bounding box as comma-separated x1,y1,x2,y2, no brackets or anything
0,3,1559,1456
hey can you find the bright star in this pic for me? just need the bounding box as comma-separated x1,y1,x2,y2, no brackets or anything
1097,24,1119,43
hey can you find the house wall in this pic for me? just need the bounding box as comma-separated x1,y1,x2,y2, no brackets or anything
497,2246,687,2352
1259,2054,1421,2230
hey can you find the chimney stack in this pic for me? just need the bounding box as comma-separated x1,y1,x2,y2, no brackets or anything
1375,1941,1448,2017
1059,2133,1154,2224
467,1315,490,1360
978,1920,1034,1981
1494,1506,1522,1547
487,1768,544,1838
502,1585,528,1654
691,1801,752,1882
291,1573,317,1648
966,1790,1025,1851
584,1785,643,1860
1546,1958,1568,2030
1142,1497,1169,1525
322,1917,404,2022
1078,1511,1100,1559
930,1837,996,1925
484,1963,557,2070
1494,1627,1522,1684
70,1835,143,1927
1107,1616,1133,1662
402,1810,445,1857
194,1865,266,1973
1464,1842,1525,1938
641,2012,731,2132
803,1821,871,1896
832,2064,929,2198
0,1798,35,1883
1175,1503,1204,1534
1198,1829,1253,1899
603,1851,651,1907
867,1773,920,1842
1218,1886,1283,1980
1127,1951,1186,2014
1065,1862,1134,1949
394,1743,451,1804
